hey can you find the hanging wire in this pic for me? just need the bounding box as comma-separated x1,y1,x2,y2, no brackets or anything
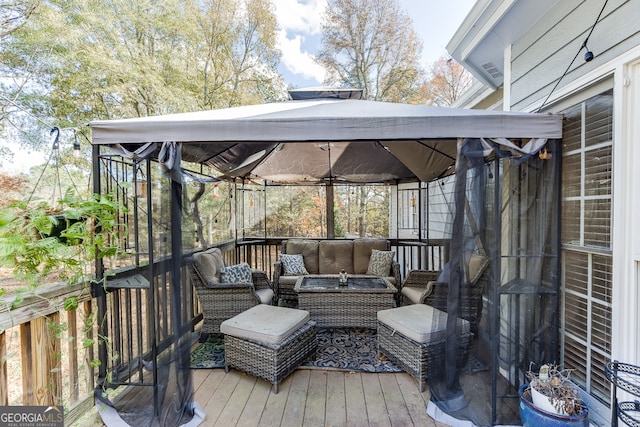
26,127,59,206
25,127,84,207
536,0,609,113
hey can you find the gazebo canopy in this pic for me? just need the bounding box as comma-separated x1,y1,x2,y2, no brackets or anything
88,95,564,427
89,98,562,184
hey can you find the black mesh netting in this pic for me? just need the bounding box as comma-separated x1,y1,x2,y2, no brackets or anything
95,143,203,427
426,138,561,426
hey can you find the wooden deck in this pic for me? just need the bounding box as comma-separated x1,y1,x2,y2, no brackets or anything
192,368,449,427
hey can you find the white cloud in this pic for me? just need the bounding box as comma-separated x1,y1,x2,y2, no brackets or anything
274,0,328,85
274,0,326,35
277,29,326,83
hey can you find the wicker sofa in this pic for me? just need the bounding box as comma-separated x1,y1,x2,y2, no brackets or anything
273,238,401,305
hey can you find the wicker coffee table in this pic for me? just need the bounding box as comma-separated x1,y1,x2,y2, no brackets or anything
294,275,397,328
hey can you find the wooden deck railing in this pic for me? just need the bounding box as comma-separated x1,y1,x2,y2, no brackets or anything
0,238,447,424
0,280,97,422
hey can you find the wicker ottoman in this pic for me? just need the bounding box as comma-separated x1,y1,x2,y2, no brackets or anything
377,304,472,392
220,304,317,393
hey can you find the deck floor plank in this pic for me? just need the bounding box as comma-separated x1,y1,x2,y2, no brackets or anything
361,373,392,427
280,369,310,427
303,370,328,426
324,371,347,427
199,369,243,424
190,368,493,426
193,368,226,409
236,378,271,427
344,372,369,427
255,375,293,426
378,373,414,427
215,373,256,426
395,373,439,426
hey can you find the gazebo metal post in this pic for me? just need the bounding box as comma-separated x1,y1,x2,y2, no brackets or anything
326,181,335,238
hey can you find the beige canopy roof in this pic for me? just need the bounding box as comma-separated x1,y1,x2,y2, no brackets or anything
89,98,563,184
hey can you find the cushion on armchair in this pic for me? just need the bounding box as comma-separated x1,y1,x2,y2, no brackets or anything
366,249,395,276
193,247,225,283
466,253,490,284
280,253,309,275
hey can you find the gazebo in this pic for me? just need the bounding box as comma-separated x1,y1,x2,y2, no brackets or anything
89,89,563,426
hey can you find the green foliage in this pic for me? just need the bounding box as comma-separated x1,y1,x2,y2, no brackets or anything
0,188,126,290
1,0,286,151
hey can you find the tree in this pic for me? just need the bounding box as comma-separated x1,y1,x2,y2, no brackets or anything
419,56,473,107
0,0,286,153
316,0,424,103
0,0,39,39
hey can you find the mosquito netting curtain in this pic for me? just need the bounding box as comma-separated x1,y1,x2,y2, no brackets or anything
427,138,561,426
94,143,203,427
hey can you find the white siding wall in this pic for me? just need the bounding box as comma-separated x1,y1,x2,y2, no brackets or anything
510,0,640,111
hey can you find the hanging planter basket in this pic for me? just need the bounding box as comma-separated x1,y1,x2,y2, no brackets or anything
43,214,85,243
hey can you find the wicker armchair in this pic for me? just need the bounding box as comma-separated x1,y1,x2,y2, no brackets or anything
402,254,490,335
423,266,490,335
187,250,274,338
399,270,440,306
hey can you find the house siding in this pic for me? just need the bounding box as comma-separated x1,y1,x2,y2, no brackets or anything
510,0,639,110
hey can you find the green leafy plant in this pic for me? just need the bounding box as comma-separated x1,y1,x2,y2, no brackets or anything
0,188,126,292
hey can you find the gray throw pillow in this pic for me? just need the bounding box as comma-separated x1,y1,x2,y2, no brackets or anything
366,249,395,276
220,263,252,284
280,253,309,275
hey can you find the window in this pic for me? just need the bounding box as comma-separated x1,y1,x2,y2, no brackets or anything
560,89,613,405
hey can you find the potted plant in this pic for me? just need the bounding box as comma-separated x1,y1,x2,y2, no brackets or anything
519,364,589,426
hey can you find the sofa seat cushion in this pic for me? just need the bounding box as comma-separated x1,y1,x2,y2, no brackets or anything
285,239,320,274
353,239,389,274
377,304,469,344
319,240,353,274
221,305,310,345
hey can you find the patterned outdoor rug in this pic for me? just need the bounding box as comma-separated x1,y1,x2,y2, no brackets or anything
190,328,402,373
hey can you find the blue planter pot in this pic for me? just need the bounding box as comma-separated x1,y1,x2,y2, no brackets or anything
519,384,589,426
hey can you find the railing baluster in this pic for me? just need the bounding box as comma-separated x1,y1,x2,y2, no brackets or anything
20,322,33,405
84,300,95,392
0,331,7,405
68,308,79,403
31,314,61,406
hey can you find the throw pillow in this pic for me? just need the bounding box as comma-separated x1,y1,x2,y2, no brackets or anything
220,263,252,284
366,249,395,276
280,253,309,275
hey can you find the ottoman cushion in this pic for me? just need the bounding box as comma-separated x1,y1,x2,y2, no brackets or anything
377,304,469,343
221,304,310,345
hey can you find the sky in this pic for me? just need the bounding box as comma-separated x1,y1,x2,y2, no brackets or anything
274,0,477,88
1,0,477,175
